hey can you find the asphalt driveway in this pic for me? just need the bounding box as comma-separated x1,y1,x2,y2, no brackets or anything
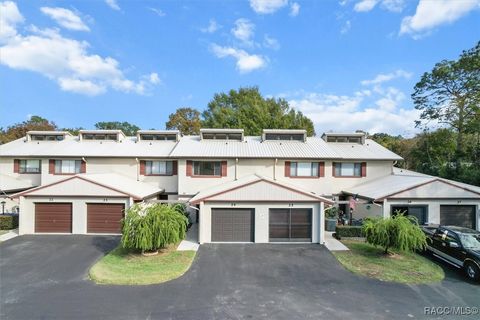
0,236,478,320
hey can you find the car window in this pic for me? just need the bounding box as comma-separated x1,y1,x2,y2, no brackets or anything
459,233,480,250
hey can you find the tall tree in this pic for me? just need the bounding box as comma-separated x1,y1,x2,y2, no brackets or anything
201,87,315,136
94,121,140,136
0,116,57,144
412,41,480,174
165,107,201,135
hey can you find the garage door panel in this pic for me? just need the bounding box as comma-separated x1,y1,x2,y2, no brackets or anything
440,205,476,229
87,203,124,234
269,208,312,242
211,209,254,242
35,203,72,233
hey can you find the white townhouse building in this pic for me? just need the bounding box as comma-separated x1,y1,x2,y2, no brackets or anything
0,128,479,244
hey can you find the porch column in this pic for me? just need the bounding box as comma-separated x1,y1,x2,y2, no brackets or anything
319,201,325,244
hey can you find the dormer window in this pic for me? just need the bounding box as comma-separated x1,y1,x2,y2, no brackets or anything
137,130,180,142
79,130,124,142
200,129,244,141
322,132,365,144
262,129,307,142
27,131,70,141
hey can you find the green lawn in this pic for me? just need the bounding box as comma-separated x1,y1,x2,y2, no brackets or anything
89,245,196,285
332,240,444,284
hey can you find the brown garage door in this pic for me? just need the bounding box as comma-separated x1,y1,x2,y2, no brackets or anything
35,203,72,233
211,208,254,242
269,208,312,242
440,205,476,229
87,203,125,234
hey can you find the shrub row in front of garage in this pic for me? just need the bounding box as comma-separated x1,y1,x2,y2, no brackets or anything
0,215,19,230
335,225,364,238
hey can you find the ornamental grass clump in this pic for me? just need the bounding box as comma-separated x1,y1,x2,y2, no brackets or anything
362,213,427,255
121,203,188,253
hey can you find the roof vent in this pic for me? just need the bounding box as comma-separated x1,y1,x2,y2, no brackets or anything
200,128,244,141
262,129,306,142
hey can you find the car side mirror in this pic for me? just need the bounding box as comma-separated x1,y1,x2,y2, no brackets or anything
449,242,460,248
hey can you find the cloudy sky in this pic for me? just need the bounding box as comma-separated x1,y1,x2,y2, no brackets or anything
1,0,479,136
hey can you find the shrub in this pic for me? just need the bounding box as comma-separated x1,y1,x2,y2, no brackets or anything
121,203,188,253
0,215,19,230
325,206,338,219
362,214,427,254
335,225,364,238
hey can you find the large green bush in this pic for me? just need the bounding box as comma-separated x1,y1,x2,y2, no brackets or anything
121,203,188,253
0,215,19,230
335,225,364,238
362,215,427,254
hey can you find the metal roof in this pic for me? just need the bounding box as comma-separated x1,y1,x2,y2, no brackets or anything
0,136,177,157
343,168,480,200
1,132,403,160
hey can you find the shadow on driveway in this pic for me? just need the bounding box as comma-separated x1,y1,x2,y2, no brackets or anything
1,237,478,320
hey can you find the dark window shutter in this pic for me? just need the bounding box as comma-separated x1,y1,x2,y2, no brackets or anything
139,160,146,175
332,162,337,177
172,161,178,175
319,162,325,177
285,161,291,177
13,159,20,173
186,160,192,176
80,160,86,173
221,161,227,177
361,162,367,177
49,160,55,174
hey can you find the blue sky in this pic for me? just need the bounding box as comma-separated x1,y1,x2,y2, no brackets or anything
1,0,479,136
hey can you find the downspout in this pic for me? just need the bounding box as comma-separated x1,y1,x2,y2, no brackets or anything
235,158,238,180
135,158,139,181
273,158,278,180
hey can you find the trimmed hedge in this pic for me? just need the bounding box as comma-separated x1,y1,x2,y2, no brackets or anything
0,215,19,230
335,225,364,238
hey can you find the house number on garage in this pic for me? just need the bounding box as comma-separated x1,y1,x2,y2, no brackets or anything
103,198,108,202
230,203,236,207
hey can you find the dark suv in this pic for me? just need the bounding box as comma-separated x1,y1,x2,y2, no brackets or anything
423,225,480,282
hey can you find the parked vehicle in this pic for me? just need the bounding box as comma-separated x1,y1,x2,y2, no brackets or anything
422,225,480,282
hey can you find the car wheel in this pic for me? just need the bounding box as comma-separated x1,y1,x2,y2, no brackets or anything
464,262,480,282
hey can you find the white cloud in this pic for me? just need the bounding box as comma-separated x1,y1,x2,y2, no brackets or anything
250,0,288,14
400,0,480,37
0,2,159,96
354,0,405,12
148,7,165,17
40,7,90,31
354,0,378,12
210,44,267,73
290,2,300,16
0,1,24,42
263,34,280,50
360,69,412,86
148,72,160,84
105,0,120,11
286,69,419,136
201,19,220,33
341,20,351,34
231,18,255,44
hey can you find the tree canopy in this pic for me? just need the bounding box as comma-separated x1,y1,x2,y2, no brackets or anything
0,116,57,144
165,107,201,135
201,87,315,136
94,121,140,136
412,41,480,172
